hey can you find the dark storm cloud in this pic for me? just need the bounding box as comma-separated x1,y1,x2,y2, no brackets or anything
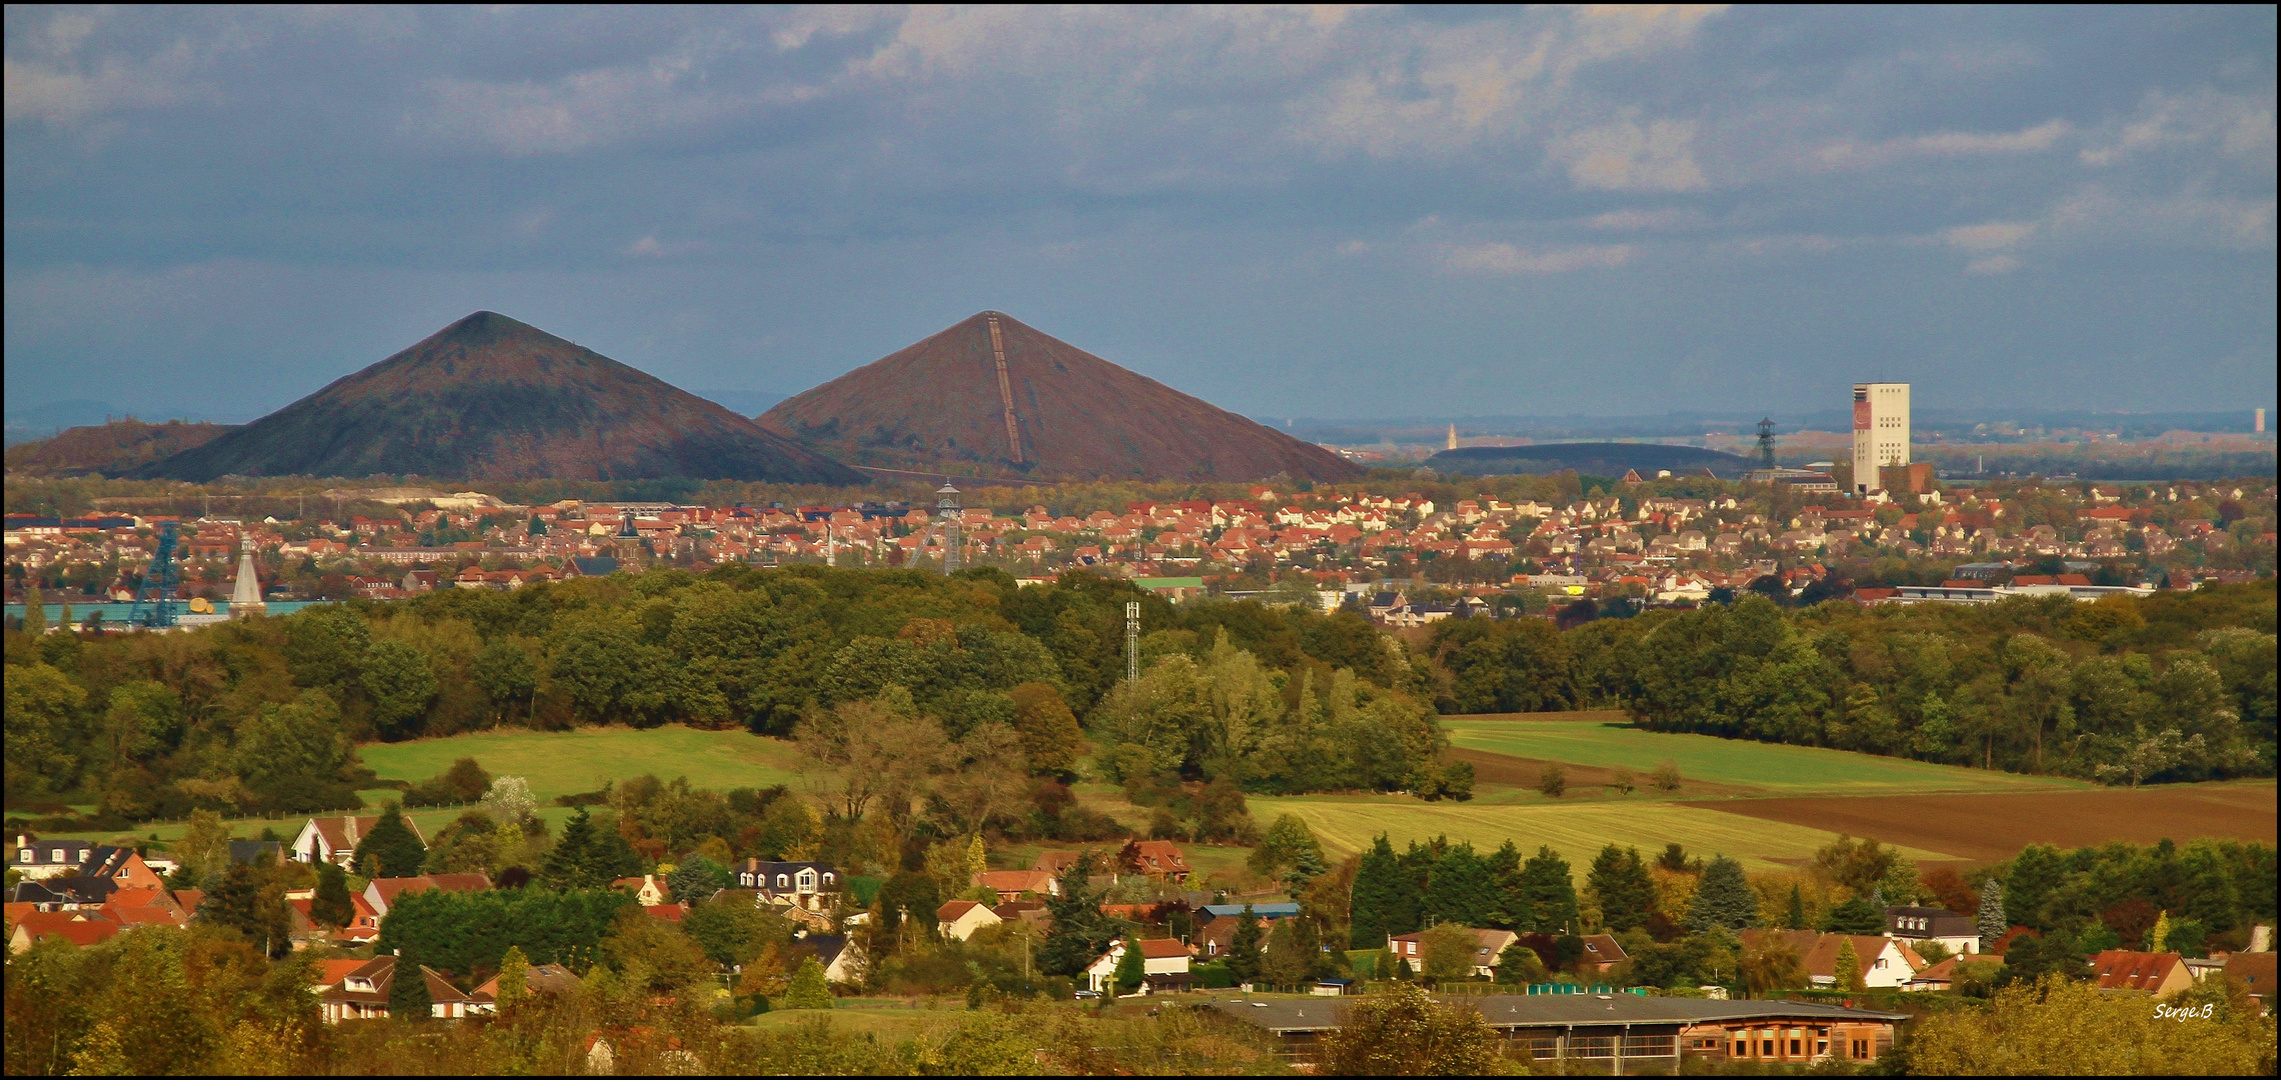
5,5,2274,422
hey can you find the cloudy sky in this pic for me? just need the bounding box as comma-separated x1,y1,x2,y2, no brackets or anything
5,5,2274,424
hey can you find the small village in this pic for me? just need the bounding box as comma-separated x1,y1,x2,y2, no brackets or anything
13,810,2271,1071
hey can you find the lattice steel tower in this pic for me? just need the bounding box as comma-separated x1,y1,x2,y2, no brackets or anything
1125,601,1141,683
129,521,182,628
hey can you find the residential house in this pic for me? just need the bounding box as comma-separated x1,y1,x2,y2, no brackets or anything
1120,839,1191,882
1192,914,1266,961
9,874,117,911
1578,933,1630,975
936,900,1003,941
1032,850,1087,878
1885,906,1980,955
798,934,867,984
292,815,428,868
1084,937,1196,994
1387,927,1519,978
317,956,397,1023
976,869,1060,903
363,873,491,920
733,860,843,913
612,875,668,907
9,910,122,953
1905,954,2002,992
10,837,96,881
2222,951,2275,1007
286,890,381,947
2090,950,2194,996
467,963,583,1014
1802,934,1926,990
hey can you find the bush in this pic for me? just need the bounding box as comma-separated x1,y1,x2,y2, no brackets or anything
1537,764,1567,798
1649,760,1683,792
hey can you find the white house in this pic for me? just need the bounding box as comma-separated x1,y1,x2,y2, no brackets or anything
291,815,425,869
1084,937,1194,994
935,900,1002,942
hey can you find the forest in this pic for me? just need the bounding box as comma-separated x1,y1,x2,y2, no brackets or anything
1431,581,2277,782
3,565,1446,828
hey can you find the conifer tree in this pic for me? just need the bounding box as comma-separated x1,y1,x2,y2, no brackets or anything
1833,937,1865,991
1227,906,1266,983
1422,843,1496,929
1977,879,2007,948
783,956,833,1009
1518,847,1579,933
1038,855,1117,977
310,861,355,928
496,945,532,1009
1586,845,1654,932
541,806,624,890
22,586,44,636
1787,883,1807,930
353,804,427,879
1685,855,1759,933
2149,910,2172,953
1113,938,1147,995
390,957,434,1020
1348,834,1404,948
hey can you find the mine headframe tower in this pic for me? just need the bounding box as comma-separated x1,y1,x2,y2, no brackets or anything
129,521,182,628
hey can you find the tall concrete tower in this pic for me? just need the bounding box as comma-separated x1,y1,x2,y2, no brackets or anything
1851,383,1911,494
936,483,962,574
228,535,266,618
1446,424,1459,451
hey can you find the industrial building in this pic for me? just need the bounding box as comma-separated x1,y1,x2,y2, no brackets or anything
1852,382,1911,495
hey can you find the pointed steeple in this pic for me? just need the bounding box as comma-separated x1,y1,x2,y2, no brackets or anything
228,536,267,617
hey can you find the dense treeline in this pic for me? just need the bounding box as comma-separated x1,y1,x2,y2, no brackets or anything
4,565,1446,824
1433,581,2277,781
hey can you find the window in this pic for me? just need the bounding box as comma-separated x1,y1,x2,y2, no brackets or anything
52,849,64,861
16,850,27,862
1852,1038,1870,1060
1790,1039,1802,1057
1762,1039,1775,1057
776,874,789,888
823,873,835,885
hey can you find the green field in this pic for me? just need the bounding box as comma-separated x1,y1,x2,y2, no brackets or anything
1444,716,2085,797
357,724,807,801
1254,793,1957,871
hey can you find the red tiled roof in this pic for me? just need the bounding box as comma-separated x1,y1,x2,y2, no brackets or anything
1138,938,1190,960
2091,950,2185,991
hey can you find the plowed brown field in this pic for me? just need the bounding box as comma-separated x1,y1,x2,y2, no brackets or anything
1688,782,2276,865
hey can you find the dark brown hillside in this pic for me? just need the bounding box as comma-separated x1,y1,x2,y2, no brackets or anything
761,312,1364,483
5,419,237,477
134,312,863,484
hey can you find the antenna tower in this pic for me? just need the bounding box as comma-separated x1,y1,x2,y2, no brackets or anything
129,521,182,628
1125,601,1141,683
1755,418,1778,471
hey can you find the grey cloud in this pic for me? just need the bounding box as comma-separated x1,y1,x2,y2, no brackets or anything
4,5,2274,420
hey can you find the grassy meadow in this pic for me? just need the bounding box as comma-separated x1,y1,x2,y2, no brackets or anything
1251,792,1957,872
356,724,807,801
1443,714,2085,797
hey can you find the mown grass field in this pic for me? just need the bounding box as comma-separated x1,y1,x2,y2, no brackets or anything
1251,793,1956,872
1443,715,2085,797
356,725,806,801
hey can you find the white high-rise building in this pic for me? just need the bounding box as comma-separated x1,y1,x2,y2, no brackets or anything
1852,382,1910,494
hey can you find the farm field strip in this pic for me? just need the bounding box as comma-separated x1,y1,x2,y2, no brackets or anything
1255,793,1958,873
1444,717,2084,796
356,725,806,800
1690,781,2279,865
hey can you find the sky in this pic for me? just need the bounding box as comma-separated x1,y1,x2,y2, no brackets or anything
4,5,2275,425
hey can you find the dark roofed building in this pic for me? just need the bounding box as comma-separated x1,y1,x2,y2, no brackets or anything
564,556,620,578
